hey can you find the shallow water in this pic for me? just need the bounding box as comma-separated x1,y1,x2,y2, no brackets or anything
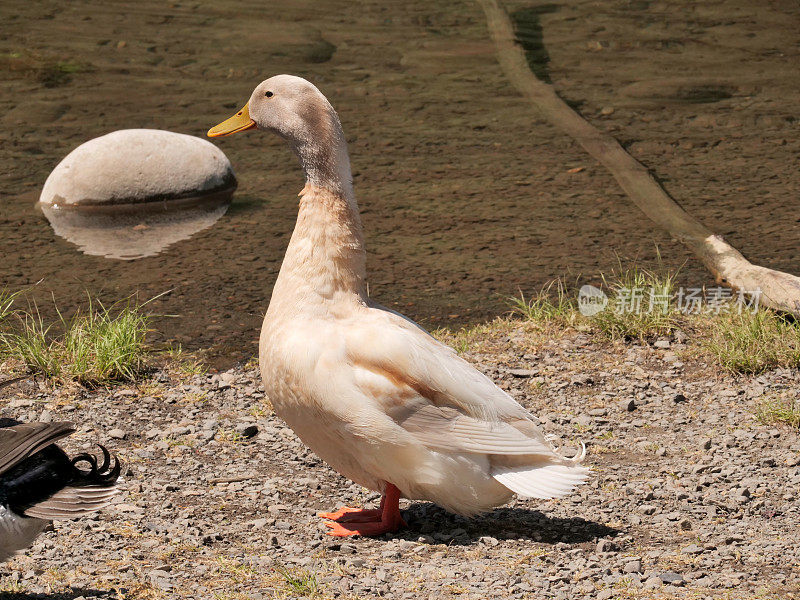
1,0,798,365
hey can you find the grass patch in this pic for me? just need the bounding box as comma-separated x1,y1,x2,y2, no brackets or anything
432,319,515,355
702,310,800,374
1,296,152,386
160,343,207,378
503,265,681,341
275,565,319,596
507,278,578,326
756,395,800,428
589,264,680,341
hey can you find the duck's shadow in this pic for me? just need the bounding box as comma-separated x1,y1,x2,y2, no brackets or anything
399,503,619,545
0,588,115,600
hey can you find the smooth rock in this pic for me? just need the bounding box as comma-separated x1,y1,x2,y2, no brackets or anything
40,129,236,207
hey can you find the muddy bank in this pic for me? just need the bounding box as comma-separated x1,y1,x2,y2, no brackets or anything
1,0,798,364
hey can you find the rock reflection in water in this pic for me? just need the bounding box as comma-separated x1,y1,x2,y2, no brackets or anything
39,192,231,260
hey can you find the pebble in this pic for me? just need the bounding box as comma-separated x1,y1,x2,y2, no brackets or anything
658,571,684,585
623,560,642,573
107,428,127,439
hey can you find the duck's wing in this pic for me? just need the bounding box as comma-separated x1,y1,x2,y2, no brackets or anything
357,303,532,422
351,305,555,452
0,421,121,519
0,421,76,476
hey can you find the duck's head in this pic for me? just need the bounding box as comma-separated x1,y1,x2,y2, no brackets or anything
209,74,336,142
208,74,351,195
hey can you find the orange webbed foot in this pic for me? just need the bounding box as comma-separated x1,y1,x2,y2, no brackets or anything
323,515,407,537
319,506,383,523
319,483,407,537
318,506,363,521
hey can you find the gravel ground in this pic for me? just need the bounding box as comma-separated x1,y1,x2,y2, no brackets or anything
1,326,798,600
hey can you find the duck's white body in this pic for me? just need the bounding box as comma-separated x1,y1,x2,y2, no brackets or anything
212,74,588,522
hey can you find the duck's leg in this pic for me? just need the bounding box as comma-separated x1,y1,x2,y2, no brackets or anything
321,483,406,537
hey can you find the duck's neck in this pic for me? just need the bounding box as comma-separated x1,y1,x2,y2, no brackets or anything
290,123,355,201
270,129,366,314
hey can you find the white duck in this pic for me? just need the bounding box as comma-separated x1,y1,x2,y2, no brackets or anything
209,75,589,536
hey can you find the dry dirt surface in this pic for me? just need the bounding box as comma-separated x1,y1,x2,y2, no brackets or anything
1,0,799,365
1,326,798,599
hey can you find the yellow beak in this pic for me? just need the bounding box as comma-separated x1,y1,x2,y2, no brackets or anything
207,103,257,137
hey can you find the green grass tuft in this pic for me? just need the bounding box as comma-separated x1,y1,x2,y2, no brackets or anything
275,565,319,596
507,278,578,326
2,296,152,385
589,264,679,341
703,309,800,374
756,395,800,428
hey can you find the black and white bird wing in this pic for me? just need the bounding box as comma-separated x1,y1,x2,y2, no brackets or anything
23,485,120,519
0,420,121,520
0,420,76,476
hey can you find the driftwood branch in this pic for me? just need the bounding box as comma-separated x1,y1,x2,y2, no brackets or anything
477,0,800,315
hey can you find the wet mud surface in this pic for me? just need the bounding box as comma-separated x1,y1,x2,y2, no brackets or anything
1,0,798,364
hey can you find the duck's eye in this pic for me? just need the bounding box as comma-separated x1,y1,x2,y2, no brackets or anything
265,91,274,98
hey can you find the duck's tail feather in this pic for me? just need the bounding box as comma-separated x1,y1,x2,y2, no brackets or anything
70,444,122,487
492,462,591,499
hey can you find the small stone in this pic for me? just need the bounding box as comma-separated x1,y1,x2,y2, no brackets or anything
620,398,636,412
509,369,537,377
644,576,662,588
108,428,127,440
596,539,617,553
638,505,657,515
348,558,365,568
599,106,615,116
673,393,688,403
238,425,259,439
658,571,684,585
653,339,670,349
679,519,692,531
682,544,703,555
624,560,642,573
